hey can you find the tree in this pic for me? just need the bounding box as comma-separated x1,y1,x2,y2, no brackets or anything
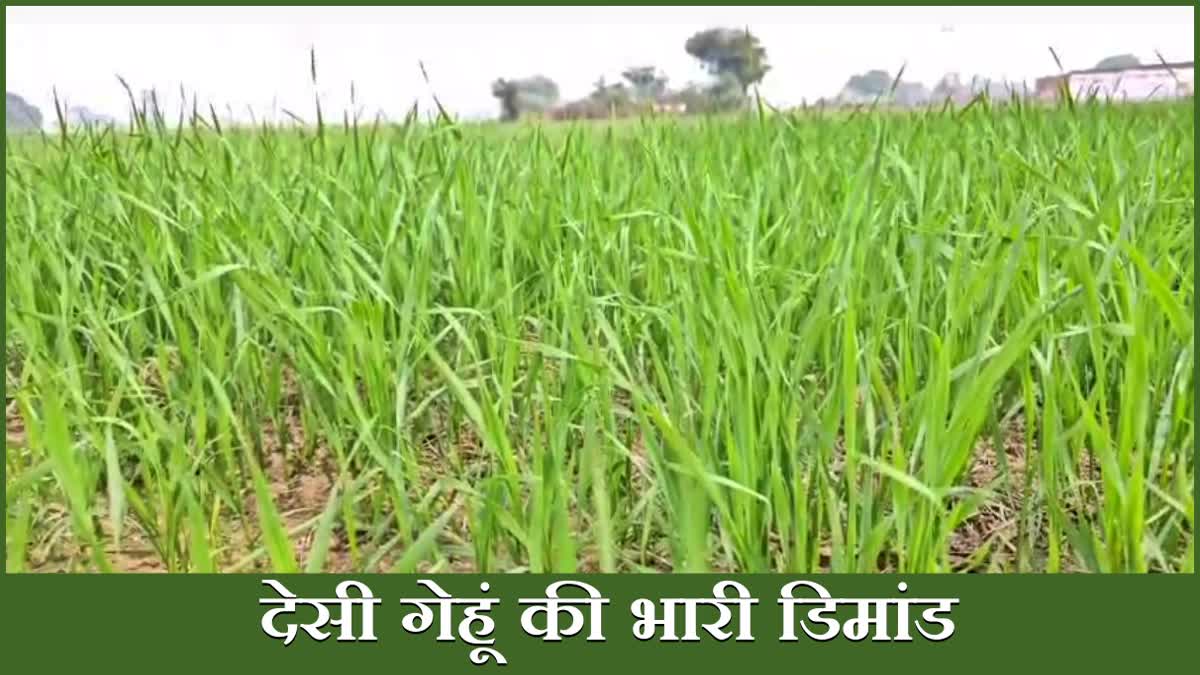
621,66,669,102
6,91,43,131
836,70,938,107
589,76,628,101
558,77,633,119
684,27,770,93
491,75,560,121
1094,54,1141,70
843,69,894,97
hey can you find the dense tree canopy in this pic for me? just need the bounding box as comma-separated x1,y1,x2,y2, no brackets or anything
491,75,560,121
621,66,669,102
683,27,770,93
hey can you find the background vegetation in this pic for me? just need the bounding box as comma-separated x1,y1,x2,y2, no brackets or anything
10,26,1159,129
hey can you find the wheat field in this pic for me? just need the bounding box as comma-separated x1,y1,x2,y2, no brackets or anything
4,98,1194,573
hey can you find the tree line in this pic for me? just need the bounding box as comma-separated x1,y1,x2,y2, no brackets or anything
488,28,1159,121
4,37,1160,132
491,27,770,121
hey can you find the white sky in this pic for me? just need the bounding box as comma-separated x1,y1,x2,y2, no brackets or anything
6,5,1196,123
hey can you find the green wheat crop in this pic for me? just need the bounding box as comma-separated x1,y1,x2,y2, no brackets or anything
4,97,1194,573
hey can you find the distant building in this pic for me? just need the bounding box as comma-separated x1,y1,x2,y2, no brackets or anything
1035,61,1194,102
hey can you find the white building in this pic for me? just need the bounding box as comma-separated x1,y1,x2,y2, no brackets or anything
1036,61,1194,102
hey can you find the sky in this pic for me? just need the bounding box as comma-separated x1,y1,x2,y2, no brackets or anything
6,5,1196,123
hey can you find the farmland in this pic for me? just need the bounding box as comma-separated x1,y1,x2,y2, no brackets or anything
4,99,1194,573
